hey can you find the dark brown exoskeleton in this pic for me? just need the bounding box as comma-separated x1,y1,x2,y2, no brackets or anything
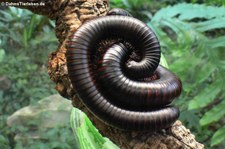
66,9,182,131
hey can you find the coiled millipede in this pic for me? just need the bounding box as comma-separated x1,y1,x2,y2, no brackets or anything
66,9,182,131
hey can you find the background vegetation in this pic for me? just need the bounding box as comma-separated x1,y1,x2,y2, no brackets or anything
111,0,225,148
0,0,224,148
0,7,76,149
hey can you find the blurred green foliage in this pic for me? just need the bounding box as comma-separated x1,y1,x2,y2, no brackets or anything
13,126,76,149
110,0,225,21
0,7,56,116
0,8,75,148
110,0,225,148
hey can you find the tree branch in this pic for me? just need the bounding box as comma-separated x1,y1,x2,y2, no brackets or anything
6,0,204,148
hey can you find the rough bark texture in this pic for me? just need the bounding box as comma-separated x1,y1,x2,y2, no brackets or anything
5,0,204,148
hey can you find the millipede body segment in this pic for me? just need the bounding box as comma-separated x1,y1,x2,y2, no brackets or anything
66,9,182,131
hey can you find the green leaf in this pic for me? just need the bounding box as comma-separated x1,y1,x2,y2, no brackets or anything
200,100,225,126
152,3,225,22
188,81,221,110
23,28,28,48
207,36,225,49
110,0,125,8
193,17,225,32
211,125,225,146
0,49,5,62
70,108,119,149
220,61,225,70
49,20,55,28
70,108,82,149
160,53,169,69
158,18,195,45
0,11,13,21
122,0,147,9
8,30,22,46
179,110,200,129
148,22,176,49
122,0,132,8
195,62,216,84
9,7,23,18
28,15,36,40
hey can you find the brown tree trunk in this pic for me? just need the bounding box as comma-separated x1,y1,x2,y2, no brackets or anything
2,0,204,148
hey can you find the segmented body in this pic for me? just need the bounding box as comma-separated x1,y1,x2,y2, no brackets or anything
66,9,182,131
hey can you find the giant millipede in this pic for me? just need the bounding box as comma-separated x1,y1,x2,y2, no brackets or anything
66,8,182,131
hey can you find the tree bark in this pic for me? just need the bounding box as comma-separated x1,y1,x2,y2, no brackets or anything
4,0,204,148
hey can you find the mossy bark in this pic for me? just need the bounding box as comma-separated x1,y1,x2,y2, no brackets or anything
3,0,204,148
